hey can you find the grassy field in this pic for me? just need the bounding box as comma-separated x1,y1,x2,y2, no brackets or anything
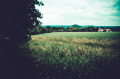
19,32,120,79
33,32,120,39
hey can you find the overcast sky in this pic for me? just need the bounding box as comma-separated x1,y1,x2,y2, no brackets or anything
36,0,120,26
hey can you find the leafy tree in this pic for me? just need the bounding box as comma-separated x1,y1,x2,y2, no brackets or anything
58,27,64,32
52,27,58,32
31,26,41,34
44,26,51,33
46,26,51,29
0,0,44,42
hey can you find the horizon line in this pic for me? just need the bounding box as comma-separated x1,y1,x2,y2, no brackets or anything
42,25,120,26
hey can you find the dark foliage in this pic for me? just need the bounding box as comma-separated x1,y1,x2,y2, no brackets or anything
0,0,44,79
0,0,43,42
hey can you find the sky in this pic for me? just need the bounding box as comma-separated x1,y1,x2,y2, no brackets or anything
36,0,120,26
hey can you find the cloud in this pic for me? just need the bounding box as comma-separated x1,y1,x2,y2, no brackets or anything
36,0,120,26
113,0,120,17
113,0,120,10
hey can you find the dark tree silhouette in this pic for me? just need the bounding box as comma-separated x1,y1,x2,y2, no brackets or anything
0,1,44,79
0,0,43,42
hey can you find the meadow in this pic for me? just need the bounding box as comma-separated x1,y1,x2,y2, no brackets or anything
19,32,120,79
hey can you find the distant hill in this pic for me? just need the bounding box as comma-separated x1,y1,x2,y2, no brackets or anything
42,25,120,29
71,24,81,28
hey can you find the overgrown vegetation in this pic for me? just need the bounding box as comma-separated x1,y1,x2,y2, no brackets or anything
18,32,120,79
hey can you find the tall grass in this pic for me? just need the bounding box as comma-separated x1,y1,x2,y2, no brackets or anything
19,32,120,79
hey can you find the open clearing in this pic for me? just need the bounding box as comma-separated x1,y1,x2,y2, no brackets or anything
33,32,120,39
19,32,120,79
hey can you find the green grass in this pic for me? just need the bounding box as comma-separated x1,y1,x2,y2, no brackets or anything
33,32,120,40
19,32,120,79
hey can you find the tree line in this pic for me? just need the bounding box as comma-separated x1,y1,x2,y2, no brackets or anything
31,25,99,34
31,24,120,35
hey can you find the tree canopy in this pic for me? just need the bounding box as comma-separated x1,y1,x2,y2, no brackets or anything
0,0,43,42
